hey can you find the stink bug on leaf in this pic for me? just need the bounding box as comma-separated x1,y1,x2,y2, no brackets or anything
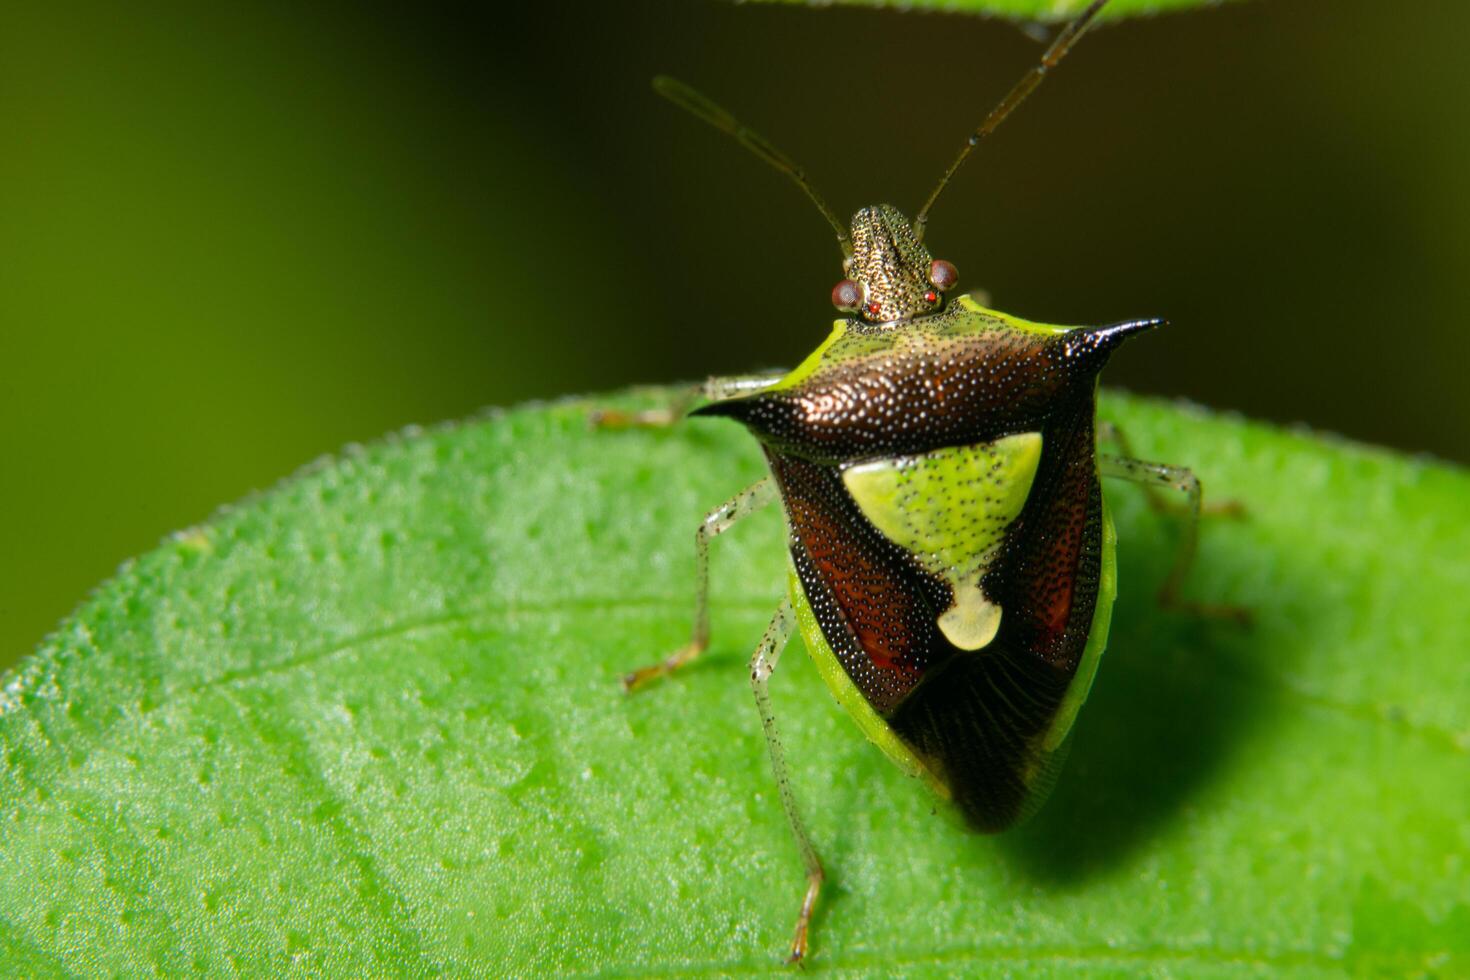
599,0,1243,963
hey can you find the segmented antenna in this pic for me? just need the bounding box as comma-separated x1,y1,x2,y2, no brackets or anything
914,0,1111,242
653,76,853,258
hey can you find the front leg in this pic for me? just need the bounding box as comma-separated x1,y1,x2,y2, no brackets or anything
590,372,787,429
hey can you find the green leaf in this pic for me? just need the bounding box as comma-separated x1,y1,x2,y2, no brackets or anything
1,391,1466,976
748,0,1233,21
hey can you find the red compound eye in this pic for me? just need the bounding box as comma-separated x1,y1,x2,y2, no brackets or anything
831,279,862,312
866,301,882,318
929,259,958,291
924,290,939,304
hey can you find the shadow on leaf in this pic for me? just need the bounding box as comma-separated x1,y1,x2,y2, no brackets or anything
992,500,1319,884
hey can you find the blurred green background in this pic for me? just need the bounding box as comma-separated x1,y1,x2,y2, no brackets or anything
2,0,1466,672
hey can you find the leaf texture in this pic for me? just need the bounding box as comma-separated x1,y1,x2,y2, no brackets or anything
0,391,1466,976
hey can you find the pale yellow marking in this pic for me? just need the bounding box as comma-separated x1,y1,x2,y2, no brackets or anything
842,433,1042,654
938,583,1002,651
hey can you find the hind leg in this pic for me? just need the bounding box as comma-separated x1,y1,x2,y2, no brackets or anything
747,596,824,964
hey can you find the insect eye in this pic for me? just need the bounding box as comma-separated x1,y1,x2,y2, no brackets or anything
929,259,959,292
831,279,862,312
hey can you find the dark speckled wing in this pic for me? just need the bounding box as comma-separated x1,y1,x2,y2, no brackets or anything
766,451,948,714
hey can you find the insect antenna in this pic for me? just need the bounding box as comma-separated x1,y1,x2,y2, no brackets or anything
914,0,1111,242
653,75,853,259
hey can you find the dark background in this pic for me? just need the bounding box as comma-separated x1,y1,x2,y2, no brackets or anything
3,0,1466,671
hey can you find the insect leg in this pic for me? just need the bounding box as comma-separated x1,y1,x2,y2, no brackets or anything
589,372,787,429
1099,454,1250,624
1097,422,1245,518
748,595,824,964
702,372,789,400
622,478,779,690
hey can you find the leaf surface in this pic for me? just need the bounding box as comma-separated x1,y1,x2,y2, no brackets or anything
1,391,1467,976
750,0,1234,21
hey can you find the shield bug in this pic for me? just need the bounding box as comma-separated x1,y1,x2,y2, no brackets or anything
606,0,1240,963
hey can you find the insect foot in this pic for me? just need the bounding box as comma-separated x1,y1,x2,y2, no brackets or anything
619,641,705,693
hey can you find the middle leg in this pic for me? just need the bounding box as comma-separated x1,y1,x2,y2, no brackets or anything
1099,453,1250,624
622,478,779,690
